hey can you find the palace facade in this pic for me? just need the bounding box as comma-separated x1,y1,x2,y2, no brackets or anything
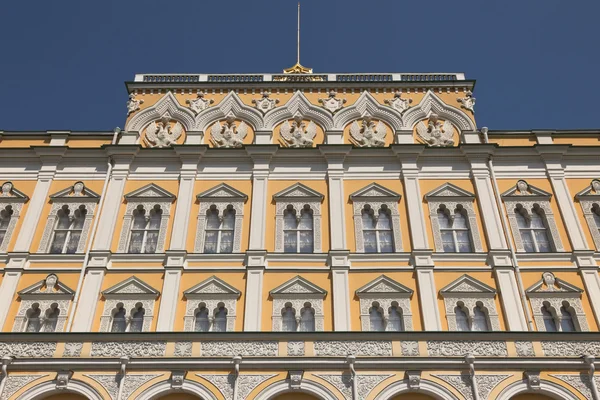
0,70,599,400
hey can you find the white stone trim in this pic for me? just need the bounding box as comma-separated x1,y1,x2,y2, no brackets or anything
0,202,24,253
270,276,326,332
547,174,588,250
331,267,351,331
182,276,240,332
92,173,128,251
416,268,442,330
580,269,600,330
576,180,600,250
494,268,528,331
253,378,338,400
263,90,334,132
356,275,414,331
243,267,264,331
496,379,579,400
403,90,476,132
156,268,182,331
333,90,404,131
13,176,54,252
125,91,196,133
16,379,104,400
135,379,218,400
71,268,105,332
374,378,460,400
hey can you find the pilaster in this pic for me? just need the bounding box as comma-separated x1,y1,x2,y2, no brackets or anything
70,267,106,332
156,255,185,332
0,266,23,331
246,146,277,250
243,261,265,331
493,264,528,331
579,263,600,329
412,256,442,331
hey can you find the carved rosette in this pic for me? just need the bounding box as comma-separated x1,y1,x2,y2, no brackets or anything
174,341,193,357
515,341,535,356
63,342,83,357
401,341,420,356
194,201,244,253
287,341,305,356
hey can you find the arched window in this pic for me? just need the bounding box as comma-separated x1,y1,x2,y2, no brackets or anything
194,305,210,332
43,304,60,332
283,205,314,253
299,303,315,332
111,305,127,333
0,205,13,246
369,302,384,332
541,302,558,332
129,205,162,254
438,205,472,253
516,206,552,253
50,205,87,254
362,205,394,253
281,303,297,332
387,303,403,332
592,204,600,233
213,304,227,332
559,302,576,332
25,304,42,332
129,305,145,332
455,303,470,332
204,206,236,254
471,303,489,331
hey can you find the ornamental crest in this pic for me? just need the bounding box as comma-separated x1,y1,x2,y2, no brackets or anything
415,113,455,147
126,93,144,115
385,90,413,113
457,90,476,113
252,91,280,113
319,90,346,113
349,116,387,147
210,114,248,148
186,92,214,114
280,114,317,148
144,115,183,148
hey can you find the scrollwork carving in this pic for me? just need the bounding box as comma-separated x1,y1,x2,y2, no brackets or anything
313,341,392,356
200,341,278,357
427,340,508,357
90,341,166,357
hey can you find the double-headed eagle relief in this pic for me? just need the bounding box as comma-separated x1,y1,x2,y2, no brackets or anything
280,114,317,148
144,116,183,148
415,113,455,147
211,115,248,148
349,116,387,147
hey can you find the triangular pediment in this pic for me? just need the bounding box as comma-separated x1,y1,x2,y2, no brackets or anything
0,182,29,203
49,182,101,201
356,275,413,297
526,272,582,297
350,183,401,201
273,183,324,202
501,180,552,200
270,276,327,297
184,276,241,298
18,274,74,299
197,183,248,202
575,180,600,200
124,183,175,200
425,183,475,201
102,276,159,298
440,274,496,297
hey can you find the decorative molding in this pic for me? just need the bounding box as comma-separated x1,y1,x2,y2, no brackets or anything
0,182,28,253
174,341,193,357
126,93,144,116
63,342,83,357
356,275,414,331
349,116,387,147
541,341,600,356
199,374,276,400
270,276,326,332
427,340,508,356
187,92,214,114
200,341,278,357
318,90,347,114
313,340,392,356
195,90,264,133
0,342,56,357
335,90,404,131
401,341,420,356
403,89,476,132
263,90,334,131
385,90,413,114
90,341,166,357
315,373,392,400
144,116,184,148
183,276,240,332
415,113,456,147
252,91,279,114
210,114,249,148
287,341,305,356
575,179,600,250
125,91,195,133
515,341,535,357
457,90,476,113
279,114,318,148
1,374,47,400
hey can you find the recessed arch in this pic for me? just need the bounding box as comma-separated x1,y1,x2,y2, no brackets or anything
496,379,579,400
16,379,103,400
125,91,196,133
253,379,338,400
135,379,218,400
373,379,460,400
403,90,476,132
263,91,334,132
333,91,404,131
194,91,264,133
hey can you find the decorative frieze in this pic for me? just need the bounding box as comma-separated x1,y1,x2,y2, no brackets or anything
401,341,420,356
542,341,600,357
1,374,47,400
287,341,305,356
200,341,278,357
90,341,166,357
0,342,56,358
515,341,535,357
550,374,595,400
63,342,83,357
427,340,508,357
313,341,392,356
174,341,193,357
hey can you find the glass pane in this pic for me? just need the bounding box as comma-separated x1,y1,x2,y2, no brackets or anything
369,308,384,332
542,306,557,332
456,231,472,253
50,231,67,254
222,211,235,229
520,230,535,253
535,230,551,252
472,307,489,331
206,211,220,229
284,231,297,253
145,231,159,253
378,231,394,253
26,318,41,332
530,212,545,228
560,307,576,332
299,231,314,253
0,231,5,246
455,307,470,331
453,212,468,229
0,212,10,230
111,309,127,333
66,231,81,254
56,213,71,229
516,212,528,228
132,213,146,229
299,309,315,332
204,231,218,254
282,308,297,332
148,212,162,229
71,215,85,229
220,230,233,253
362,211,375,229
44,310,59,332
130,309,145,332
213,308,227,332
284,211,297,229
298,211,313,229
387,307,403,331
376,212,391,230
442,231,455,252
363,231,377,253
438,211,451,229
195,309,210,332
594,212,600,228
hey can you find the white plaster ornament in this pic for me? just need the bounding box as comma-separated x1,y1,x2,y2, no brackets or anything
280,114,317,148
457,90,476,113
253,91,280,113
144,116,184,148
126,93,144,115
319,90,346,113
186,92,214,114
349,116,387,147
415,113,455,147
385,90,413,113
210,114,248,148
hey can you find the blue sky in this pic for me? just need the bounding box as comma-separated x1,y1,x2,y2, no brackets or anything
1,0,598,131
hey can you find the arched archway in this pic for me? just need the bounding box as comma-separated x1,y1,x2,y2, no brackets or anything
253,379,337,400
155,394,202,400
496,380,578,400
390,394,436,400
374,379,459,400
512,395,557,400
272,394,320,400
135,380,217,400
16,380,103,400
42,395,88,400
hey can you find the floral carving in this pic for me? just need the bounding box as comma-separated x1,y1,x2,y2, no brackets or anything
401,341,419,356
477,375,511,400
174,341,192,357
319,90,346,113
63,342,83,357
84,374,119,400
287,341,305,356
515,341,535,357
187,92,213,114
210,114,248,148
200,341,278,357
0,342,56,358
199,374,275,400
385,90,413,113
433,374,473,400
349,116,387,147
457,90,476,113
279,114,317,148
313,341,392,356
542,341,600,357
122,374,162,400
316,374,392,400
126,93,144,115
427,341,508,357
415,113,455,147
0,374,47,400
253,91,279,113
551,374,594,400
90,341,166,357
144,116,184,148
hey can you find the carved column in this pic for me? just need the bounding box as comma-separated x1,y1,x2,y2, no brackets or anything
70,267,105,332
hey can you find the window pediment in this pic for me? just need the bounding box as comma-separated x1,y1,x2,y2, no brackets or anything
273,183,324,202
0,182,29,203
196,183,248,202
350,183,401,202
270,276,327,298
440,274,496,297
18,274,74,300
356,275,413,298
184,276,241,299
102,276,159,299
49,182,100,202
575,179,600,200
124,183,176,201
526,272,582,298
501,180,552,201
424,183,475,201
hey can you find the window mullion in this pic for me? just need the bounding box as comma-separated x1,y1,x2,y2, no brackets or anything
376,229,381,253
296,229,300,253
531,228,539,252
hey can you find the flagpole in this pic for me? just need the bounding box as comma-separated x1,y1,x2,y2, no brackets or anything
297,2,301,64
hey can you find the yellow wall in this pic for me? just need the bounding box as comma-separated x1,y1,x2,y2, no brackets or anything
568,178,597,250
1,180,37,253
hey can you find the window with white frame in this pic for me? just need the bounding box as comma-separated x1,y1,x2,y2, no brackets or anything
526,272,588,332
440,274,501,332
425,183,484,253
576,179,600,250
183,276,240,332
0,182,28,253
350,183,403,253
13,274,74,333
274,183,323,253
38,182,99,254
195,183,246,254
118,184,175,254
502,180,563,253
356,275,414,332
270,276,326,332
99,276,158,332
